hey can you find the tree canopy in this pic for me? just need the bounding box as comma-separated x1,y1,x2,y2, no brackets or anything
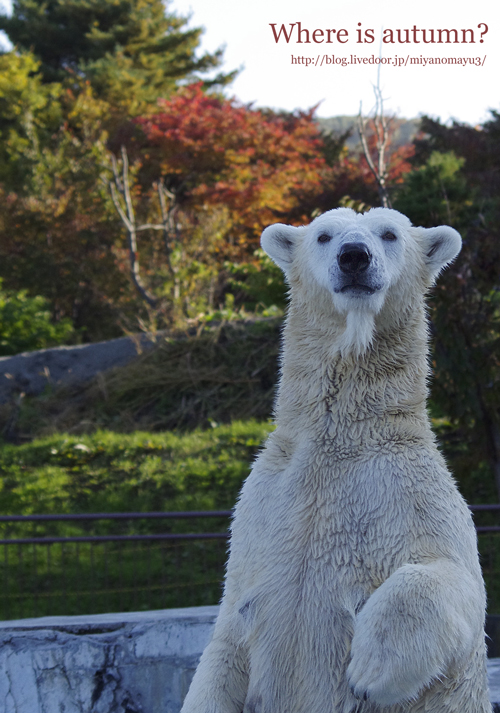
0,0,234,113
133,83,327,252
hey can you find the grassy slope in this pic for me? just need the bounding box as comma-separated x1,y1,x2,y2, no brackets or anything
0,420,274,525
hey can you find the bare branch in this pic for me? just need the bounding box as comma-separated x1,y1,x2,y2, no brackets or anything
109,180,133,232
107,146,158,308
135,223,166,232
121,145,136,226
357,87,392,209
156,179,177,278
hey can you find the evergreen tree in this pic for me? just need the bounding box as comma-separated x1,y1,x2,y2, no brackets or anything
0,50,62,188
0,0,234,113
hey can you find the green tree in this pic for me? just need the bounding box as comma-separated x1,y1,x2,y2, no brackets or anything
394,116,500,502
0,0,234,114
394,151,471,227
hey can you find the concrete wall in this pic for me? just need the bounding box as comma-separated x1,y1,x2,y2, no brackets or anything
0,606,499,713
0,606,218,713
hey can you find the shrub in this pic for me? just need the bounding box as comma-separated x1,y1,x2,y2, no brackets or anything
0,279,74,355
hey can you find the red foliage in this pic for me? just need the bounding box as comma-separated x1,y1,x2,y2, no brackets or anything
134,83,327,253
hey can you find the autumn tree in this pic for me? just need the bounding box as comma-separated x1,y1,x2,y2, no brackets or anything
103,84,420,322
95,84,331,323
131,83,327,257
286,117,414,226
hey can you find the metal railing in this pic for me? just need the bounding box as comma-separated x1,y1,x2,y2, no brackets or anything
0,510,232,544
469,503,500,531
0,510,232,620
0,505,499,621
469,505,500,616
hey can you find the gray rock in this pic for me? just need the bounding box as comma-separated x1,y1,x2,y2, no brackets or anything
0,334,159,404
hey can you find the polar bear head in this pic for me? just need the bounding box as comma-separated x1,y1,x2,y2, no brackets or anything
261,207,461,357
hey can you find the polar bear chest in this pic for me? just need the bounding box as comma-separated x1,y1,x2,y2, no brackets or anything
229,448,423,621
223,448,441,711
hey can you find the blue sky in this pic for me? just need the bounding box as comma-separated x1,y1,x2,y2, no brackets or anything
0,0,497,125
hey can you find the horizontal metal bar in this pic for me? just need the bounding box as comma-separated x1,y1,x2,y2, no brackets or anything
0,510,233,523
476,526,500,533
0,532,230,545
2,525,499,543
0,505,498,523
0,508,497,545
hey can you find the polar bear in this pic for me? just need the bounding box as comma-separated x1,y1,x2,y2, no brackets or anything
180,207,491,713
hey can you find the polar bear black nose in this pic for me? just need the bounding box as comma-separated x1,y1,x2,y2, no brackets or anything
338,242,372,274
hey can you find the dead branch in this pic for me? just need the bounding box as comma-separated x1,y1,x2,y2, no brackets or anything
107,146,180,307
357,82,393,209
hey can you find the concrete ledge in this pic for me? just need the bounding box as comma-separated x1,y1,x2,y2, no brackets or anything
0,606,218,713
0,606,498,712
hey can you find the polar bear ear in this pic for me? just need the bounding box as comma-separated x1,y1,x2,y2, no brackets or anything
260,223,304,274
419,225,462,278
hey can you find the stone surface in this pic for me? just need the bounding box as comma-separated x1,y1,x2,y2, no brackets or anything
0,333,159,404
0,606,498,712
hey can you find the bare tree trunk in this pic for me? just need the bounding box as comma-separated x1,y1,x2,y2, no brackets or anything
156,178,178,279
357,83,393,209
108,147,158,308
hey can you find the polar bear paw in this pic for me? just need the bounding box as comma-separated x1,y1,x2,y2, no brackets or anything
347,656,426,707
346,628,441,707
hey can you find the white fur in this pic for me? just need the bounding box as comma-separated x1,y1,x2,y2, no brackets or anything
337,309,376,358
180,208,490,713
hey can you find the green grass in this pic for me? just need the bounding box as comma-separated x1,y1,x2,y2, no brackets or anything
0,420,275,524
0,420,274,619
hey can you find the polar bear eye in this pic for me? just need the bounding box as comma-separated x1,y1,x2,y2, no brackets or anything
317,233,332,244
381,231,397,242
